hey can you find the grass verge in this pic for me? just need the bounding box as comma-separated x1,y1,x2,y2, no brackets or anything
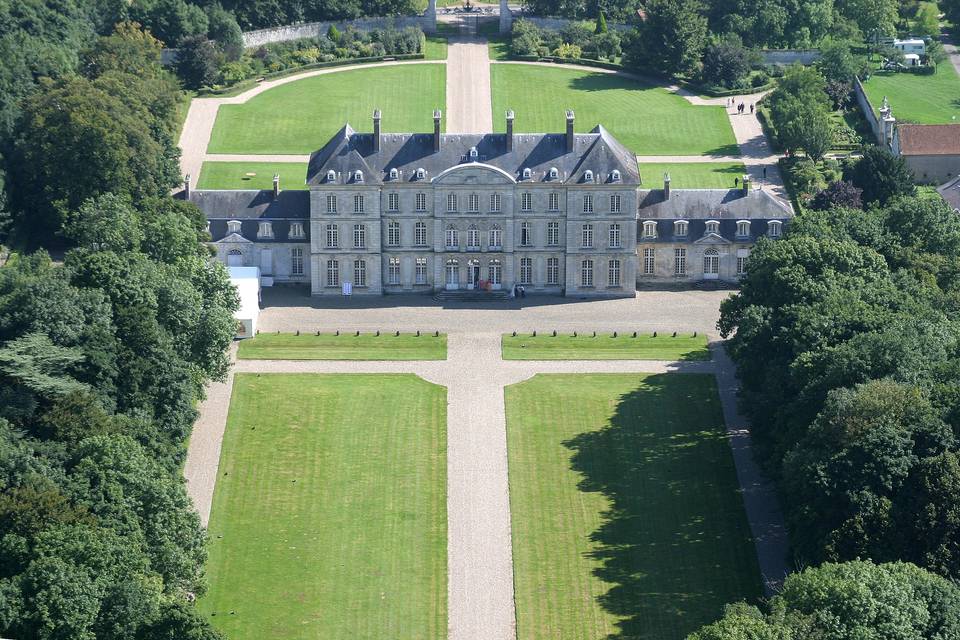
197,162,309,190
502,332,710,360
237,332,448,360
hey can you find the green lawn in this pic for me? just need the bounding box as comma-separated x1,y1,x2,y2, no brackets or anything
506,374,762,640
639,162,747,189
861,62,960,124
423,34,448,60
488,35,511,61
502,333,710,361
198,162,308,190
208,64,446,154
491,64,739,155
237,332,448,360
200,373,447,640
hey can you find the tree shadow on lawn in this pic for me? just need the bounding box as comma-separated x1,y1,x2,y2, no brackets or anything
563,374,760,640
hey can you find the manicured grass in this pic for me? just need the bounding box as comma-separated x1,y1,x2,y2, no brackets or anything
488,35,511,61
639,162,747,189
208,64,446,154
237,332,448,360
505,374,762,640
491,64,739,155
424,34,448,60
197,162,309,190
861,62,960,124
502,332,710,361
200,373,447,640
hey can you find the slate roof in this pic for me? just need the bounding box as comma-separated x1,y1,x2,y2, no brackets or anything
937,174,960,210
897,124,960,156
637,188,793,219
305,124,640,186
207,219,309,243
187,190,310,219
639,218,784,244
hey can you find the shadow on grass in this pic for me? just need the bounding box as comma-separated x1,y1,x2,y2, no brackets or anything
563,375,759,639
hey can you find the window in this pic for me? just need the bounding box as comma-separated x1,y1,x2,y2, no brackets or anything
521,192,532,211
490,193,501,213
737,220,750,237
583,194,594,213
520,222,532,247
608,223,621,249
768,220,783,237
445,226,459,249
581,259,594,287
642,220,657,239
468,193,479,212
705,220,719,235
467,225,480,249
447,193,458,212
289,222,305,239
353,194,364,213
704,249,719,276
489,225,502,249
522,167,532,180
353,170,363,183
416,192,427,212
326,169,336,183
326,194,337,213
291,247,304,276
354,260,366,287
389,168,399,181
415,257,427,284
610,194,621,213
608,259,621,287
227,220,241,234
257,221,273,238
737,255,748,275
388,193,399,212
674,220,689,237
584,170,594,183
581,223,593,248
387,221,400,247
519,257,532,284
415,222,427,246
549,167,559,180
547,222,559,246
548,192,560,212
416,168,426,180
325,223,339,248
547,257,559,285
674,248,687,275
388,257,400,285
643,248,655,275
326,259,339,287
611,169,621,182
353,224,366,249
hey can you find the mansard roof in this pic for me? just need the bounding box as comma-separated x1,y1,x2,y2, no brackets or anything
637,188,793,219
186,189,310,219
306,124,640,186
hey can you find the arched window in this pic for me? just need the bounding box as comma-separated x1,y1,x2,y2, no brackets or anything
768,220,783,237
353,170,364,183
326,169,336,183
736,220,750,237
416,167,426,180
549,167,559,180
642,220,658,239
389,168,399,180
703,249,719,278
227,220,242,234
469,146,479,160
227,248,243,266
705,220,720,235
522,167,532,180
584,170,594,183
611,169,621,182
674,220,689,237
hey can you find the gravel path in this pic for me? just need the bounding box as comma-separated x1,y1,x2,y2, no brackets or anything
446,37,494,133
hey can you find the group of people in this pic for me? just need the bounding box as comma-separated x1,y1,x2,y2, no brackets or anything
728,98,754,115
512,284,526,298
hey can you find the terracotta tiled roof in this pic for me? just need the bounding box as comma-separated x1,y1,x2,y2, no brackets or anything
898,124,960,156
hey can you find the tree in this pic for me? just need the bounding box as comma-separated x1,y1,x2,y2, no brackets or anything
82,21,165,80
206,4,244,61
595,11,607,33
895,452,960,578
130,0,210,48
844,146,915,206
176,35,220,90
629,0,708,76
841,0,897,42
913,3,940,40
701,35,750,88
809,180,863,211
63,194,144,254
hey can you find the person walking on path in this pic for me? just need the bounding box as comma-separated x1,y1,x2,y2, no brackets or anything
750,103,755,114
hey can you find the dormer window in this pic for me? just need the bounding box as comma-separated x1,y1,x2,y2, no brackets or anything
326,170,336,183
642,220,657,239
289,222,305,239
768,220,783,238
522,167,532,180
549,167,559,180
736,220,750,237
705,220,719,234
227,220,242,234
611,169,621,182
416,168,426,180
584,170,594,183
258,221,273,239
389,168,399,180
469,146,479,160
353,170,364,183
674,220,689,237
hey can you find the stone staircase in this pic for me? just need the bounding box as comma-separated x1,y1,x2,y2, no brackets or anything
434,289,512,303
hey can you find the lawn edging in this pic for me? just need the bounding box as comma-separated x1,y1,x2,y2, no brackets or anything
501,330,711,361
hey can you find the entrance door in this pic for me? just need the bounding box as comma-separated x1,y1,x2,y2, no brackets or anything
469,263,481,289
445,262,459,290
227,250,243,266
488,261,502,290
260,249,273,275
703,250,719,280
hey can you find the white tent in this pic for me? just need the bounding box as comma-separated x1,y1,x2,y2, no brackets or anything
228,266,261,339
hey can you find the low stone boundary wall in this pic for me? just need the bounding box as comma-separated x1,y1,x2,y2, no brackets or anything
760,49,820,65
243,15,433,48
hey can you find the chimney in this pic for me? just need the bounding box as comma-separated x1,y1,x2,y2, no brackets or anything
742,174,751,195
663,172,671,200
565,109,575,153
373,109,382,153
506,109,515,152
273,174,280,198
433,109,442,153
183,174,191,199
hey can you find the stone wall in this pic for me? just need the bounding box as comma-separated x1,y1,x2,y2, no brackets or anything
760,49,821,65
853,76,884,145
242,12,435,48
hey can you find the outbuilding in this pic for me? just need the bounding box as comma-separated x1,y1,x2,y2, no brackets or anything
228,266,262,338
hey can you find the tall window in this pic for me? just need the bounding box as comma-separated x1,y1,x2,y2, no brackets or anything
353,224,366,249
737,254,748,275
388,257,400,285
326,259,339,287
581,259,594,287
489,225,502,249
547,221,559,246
387,221,400,247
521,192,532,211
291,247,304,276
354,260,366,286
325,223,339,248
737,220,750,237
610,194,621,213
520,222,532,247
468,193,479,212
704,249,719,276
490,193,501,213
768,220,783,237
608,223,621,249
643,248,655,275
675,220,689,237
415,222,427,246
289,222,305,239
388,193,399,212
608,259,621,286
548,192,560,212
353,194,364,213
447,193,458,212
674,248,687,275
467,225,480,249
706,220,719,234
547,257,559,285
257,222,273,239
583,194,593,213
227,220,241,234
643,220,658,239
326,194,337,213
445,226,458,249
519,257,532,284
416,192,427,212
415,257,427,284
581,223,593,248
